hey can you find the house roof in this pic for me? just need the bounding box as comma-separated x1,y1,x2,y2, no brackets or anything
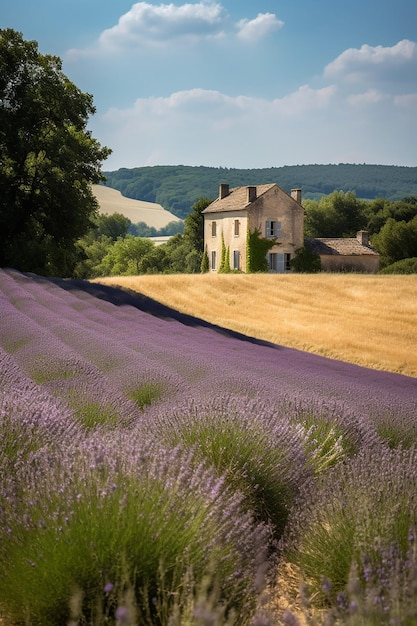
305,237,380,256
203,184,277,213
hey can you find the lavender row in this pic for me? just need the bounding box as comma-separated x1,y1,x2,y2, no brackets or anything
2,269,416,421
1,269,417,623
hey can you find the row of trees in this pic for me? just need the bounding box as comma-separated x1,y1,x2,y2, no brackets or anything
75,191,417,277
75,198,209,278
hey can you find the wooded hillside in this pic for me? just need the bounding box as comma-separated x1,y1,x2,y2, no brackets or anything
103,164,417,219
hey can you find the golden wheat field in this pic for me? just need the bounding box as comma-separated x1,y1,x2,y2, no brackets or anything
95,274,417,378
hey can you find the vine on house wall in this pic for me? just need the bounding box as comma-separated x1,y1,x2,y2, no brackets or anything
246,228,276,272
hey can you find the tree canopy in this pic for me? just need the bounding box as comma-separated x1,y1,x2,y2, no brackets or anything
94,213,131,241
0,29,111,275
304,191,367,238
74,197,212,277
73,191,417,276
372,216,417,268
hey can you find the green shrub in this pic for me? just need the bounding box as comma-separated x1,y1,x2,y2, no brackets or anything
218,234,231,273
290,246,322,273
200,247,209,273
380,257,417,274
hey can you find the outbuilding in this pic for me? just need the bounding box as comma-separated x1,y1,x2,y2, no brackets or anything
305,231,380,273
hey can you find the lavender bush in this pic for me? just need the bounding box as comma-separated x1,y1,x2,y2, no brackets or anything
0,268,416,624
0,350,80,471
283,446,417,618
0,432,271,625
369,405,417,449
285,399,380,475
153,396,309,538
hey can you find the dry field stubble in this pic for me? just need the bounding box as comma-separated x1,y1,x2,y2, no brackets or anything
95,274,417,378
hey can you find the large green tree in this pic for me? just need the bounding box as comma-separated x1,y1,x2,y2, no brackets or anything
155,197,212,273
95,213,131,241
99,235,155,276
0,29,111,275
183,196,211,253
304,191,366,238
372,216,417,268
364,196,417,235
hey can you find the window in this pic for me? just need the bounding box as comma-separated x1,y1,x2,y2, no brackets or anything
268,253,278,272
234,220,240,237
268,253,291,273
211,222,217,237
233,250,240,270
265,220,282,238
211,250,216,270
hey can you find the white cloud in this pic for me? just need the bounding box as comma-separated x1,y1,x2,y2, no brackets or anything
394,93,417,108
347,89,385,107
272,84,336,115
324,39,417,86
236,13,283,42
101,86,335,126
67,2,284,57
89,80,417,170
91,86,348,170
98,1,226,50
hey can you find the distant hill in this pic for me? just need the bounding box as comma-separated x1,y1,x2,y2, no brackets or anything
103,164,417,219
92,184,182,228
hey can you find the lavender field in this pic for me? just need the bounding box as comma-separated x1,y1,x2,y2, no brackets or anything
1,268,417,625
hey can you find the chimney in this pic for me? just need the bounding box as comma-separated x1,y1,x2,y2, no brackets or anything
291,188,302,204
357,230,369,246
247,186,257,203
219,183,229,199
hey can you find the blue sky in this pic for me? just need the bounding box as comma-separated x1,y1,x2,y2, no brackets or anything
2,0,417,171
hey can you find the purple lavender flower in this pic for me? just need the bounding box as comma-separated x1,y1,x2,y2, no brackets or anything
281,609,302,626
115,606,129,623
2,268,417,625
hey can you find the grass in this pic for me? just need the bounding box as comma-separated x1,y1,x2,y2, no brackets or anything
372,410,417,449
94,274,417,378
129,381,165,411
72,401,123,429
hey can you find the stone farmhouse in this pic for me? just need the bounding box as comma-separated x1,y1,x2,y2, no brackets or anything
202,183,380,273
202,183,304,273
